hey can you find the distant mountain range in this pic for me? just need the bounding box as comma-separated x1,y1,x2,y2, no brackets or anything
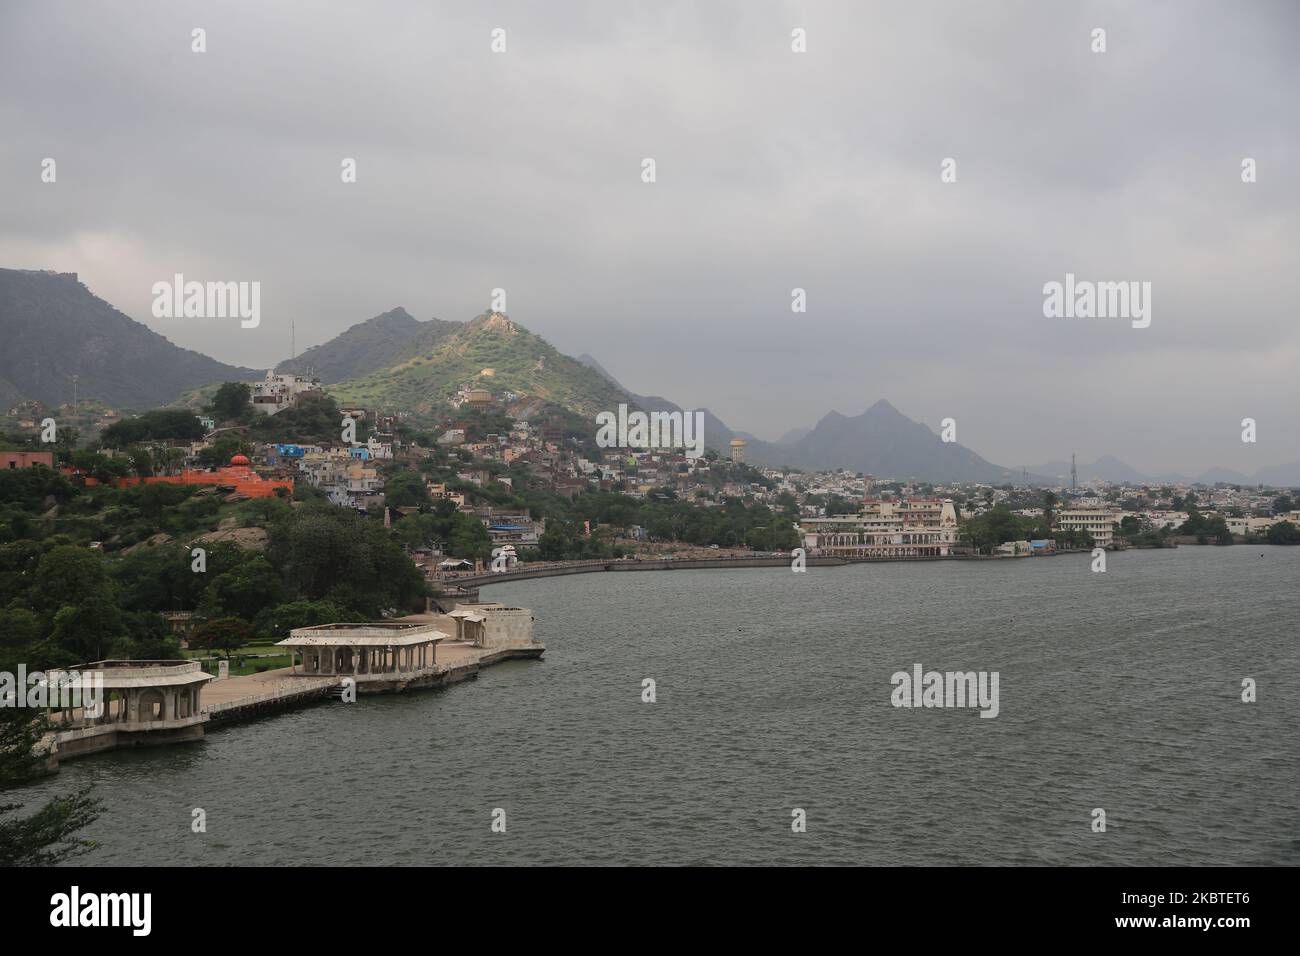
575,354,791,464
1024,455,1300,488
2,267,1296,486
1026,455,1149,485
764,402,1042,483
577,356,1031,483
0,268,256,409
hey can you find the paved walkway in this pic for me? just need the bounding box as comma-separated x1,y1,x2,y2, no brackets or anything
200,613,499,710
201,668,333,709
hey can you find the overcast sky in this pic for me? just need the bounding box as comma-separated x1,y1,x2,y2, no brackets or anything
2,0,1297,475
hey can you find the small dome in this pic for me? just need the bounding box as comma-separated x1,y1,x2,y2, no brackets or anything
230,454,251,466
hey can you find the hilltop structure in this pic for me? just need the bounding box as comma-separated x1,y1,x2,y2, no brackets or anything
252,370,322,415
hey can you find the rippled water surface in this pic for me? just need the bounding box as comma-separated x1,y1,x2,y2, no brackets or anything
28,547,1300,865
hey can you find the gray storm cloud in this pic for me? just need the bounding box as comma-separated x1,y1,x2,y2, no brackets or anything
0,0,1296,475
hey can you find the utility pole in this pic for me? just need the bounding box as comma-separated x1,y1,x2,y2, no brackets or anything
72,374,78,416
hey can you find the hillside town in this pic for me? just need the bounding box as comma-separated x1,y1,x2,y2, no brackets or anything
7,374,1299,585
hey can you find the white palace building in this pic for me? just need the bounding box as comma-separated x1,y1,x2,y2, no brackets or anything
800,497,960,558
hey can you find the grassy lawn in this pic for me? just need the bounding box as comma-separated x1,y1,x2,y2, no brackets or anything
184,642,279,659
195,652,294,677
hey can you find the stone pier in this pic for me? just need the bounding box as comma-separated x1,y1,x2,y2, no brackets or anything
40,610,545,768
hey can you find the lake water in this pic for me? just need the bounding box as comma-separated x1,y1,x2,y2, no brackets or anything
28,547,1300,865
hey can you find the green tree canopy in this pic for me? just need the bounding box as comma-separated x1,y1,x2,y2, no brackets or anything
100,409,205,448
266,505,426,616
1267,521,1299,545
191,616,252,657
208,381,252,423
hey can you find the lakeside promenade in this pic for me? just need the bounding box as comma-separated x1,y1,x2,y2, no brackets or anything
201,618,540,725
451,554,846,587
42,610,544,768
447,549,1095,588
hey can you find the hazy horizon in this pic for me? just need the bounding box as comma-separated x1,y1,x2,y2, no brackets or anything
2,0,1297,475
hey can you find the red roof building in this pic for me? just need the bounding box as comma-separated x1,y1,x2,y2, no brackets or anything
115,455,293,498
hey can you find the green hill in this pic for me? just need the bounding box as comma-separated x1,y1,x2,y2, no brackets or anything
275,307,459,384
332,312,635,420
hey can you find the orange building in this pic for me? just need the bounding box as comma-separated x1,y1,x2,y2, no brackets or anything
115,454,293,498
3,451,55,470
